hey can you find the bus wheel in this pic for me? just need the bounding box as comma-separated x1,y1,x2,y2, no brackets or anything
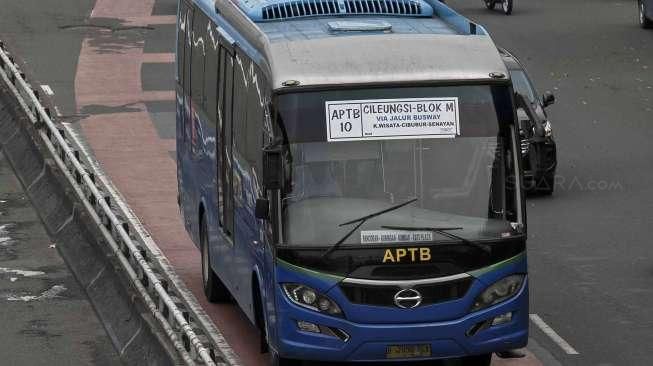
537,172,555,195
459,353,492,366
256,293,299,366
502,0,513,15
484,0,495,10
200,218,230,302
269,350,300,366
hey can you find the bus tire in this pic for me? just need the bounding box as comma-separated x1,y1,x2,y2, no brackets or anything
270,350,300,366
484,0,495,10
502,0,513,15
460,353,492,366
201,217,230,302
254,286,300,366
537,172,555,195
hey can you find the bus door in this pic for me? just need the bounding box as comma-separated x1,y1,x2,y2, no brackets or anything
214,42,236,289
231,51,265,316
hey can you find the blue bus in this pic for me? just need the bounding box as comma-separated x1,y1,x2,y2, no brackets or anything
176,0,528,364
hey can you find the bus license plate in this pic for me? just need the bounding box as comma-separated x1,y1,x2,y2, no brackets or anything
385,344,431,359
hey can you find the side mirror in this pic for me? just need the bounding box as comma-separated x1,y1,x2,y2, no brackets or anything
262,144,283,191
255,198,269,220
542,91,555,107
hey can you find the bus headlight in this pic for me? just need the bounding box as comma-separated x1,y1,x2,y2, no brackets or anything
282,283,342,316
470,275,524,312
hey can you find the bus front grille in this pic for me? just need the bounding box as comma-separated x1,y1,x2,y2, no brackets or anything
339,277,473,308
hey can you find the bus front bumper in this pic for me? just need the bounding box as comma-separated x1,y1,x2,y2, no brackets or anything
275,280,529,362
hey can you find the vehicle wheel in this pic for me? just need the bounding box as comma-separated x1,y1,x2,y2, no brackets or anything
640,1,653,28
269,349,300,366
502,0,513,15
262,308,301,366
201,217,230,302
484,0,495,10
459,353,492,366
537,172,555,195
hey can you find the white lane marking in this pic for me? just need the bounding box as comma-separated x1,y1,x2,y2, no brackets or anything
40,84,54,96
0,223,13,233
0,267,45,277
7,285,67,302
0,224,12,245
530,313,580,355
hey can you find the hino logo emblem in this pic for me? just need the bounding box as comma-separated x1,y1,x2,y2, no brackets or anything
393,288,423,309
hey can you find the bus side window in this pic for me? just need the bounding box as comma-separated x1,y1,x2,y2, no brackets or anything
183,5,193,142
176,1,187,86
190,13,205,108
205,23,220,222
190,12,207,154
220,48,235,236
204,23,219,123
246,68,264,171
232,52,248,207
216,46,226,226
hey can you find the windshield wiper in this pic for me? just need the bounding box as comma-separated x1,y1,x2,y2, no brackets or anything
380,225,490,253
339,198,418,226
321,198,418,259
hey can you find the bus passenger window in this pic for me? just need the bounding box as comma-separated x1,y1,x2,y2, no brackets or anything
220,50,234,236
246,68,265,172
183,9,192,98
232,52,248,205
232,54,248,158
191,13,206,108
204,24,219,123
176,1,188,86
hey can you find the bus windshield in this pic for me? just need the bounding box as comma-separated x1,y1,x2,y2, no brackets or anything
273,85,520,248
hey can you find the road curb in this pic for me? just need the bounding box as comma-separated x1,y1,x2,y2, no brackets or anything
0,75,179,366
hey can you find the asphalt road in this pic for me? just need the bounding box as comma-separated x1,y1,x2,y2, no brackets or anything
1,0,652,365
0,151,120,365
451,0,653,364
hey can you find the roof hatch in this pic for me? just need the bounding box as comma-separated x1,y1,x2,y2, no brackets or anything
237,0,435,22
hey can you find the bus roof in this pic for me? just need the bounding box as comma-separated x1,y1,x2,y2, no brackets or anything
198,0,509,90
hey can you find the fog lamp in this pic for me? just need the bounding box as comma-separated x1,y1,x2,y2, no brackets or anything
297,320,320,333
492,312,513,326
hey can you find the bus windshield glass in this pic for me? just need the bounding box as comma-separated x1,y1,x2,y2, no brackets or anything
274,85,519,248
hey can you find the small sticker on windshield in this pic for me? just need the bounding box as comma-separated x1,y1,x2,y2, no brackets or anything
361,230,434,244
325,97,459,142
